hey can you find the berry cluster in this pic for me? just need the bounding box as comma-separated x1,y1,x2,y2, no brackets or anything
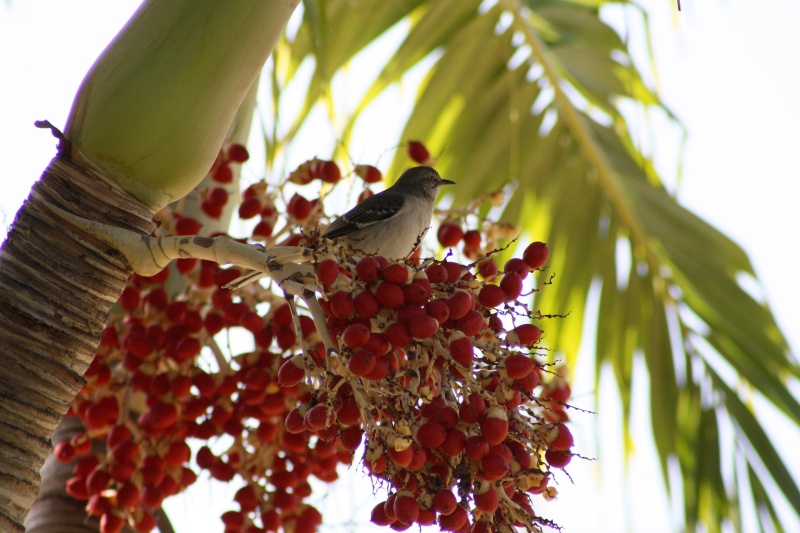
56,141,574,533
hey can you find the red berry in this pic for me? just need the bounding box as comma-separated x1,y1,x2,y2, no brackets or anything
175,216,202,235
478,284,505,308
348,350,376,377
446,290,473,320
342,323,371,348
278,355,306,387
463,230,481,249
238,197,262,219
329,291,355,318
437,222,463,247
212,163,233,183
252,219,274,239
474,482,499,513
548,423,574,451
226,143,250,163
479,407,509,446
424,263,447,283
316,259,339,288
354,291,381,318
499,272,523,300
503,353,534,379
408,140,431,164
54,441,76,463
355,164,382,183
425,299,450,324
448,335,474,367
407,314,438,340
207,187,229,207
287,193,313,220
431,490,457,516
545,448,572,468
523,241,549,270
320,161,341,184
416,421,447,448
380,263,409,284
375,282,405,310
386,322,412,349
393,493,420,525
356,256,380,282
507,324,543,346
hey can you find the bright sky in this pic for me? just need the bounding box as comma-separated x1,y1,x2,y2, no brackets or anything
1,1,798,532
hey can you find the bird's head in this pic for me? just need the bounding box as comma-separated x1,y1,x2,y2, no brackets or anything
395,166,455,200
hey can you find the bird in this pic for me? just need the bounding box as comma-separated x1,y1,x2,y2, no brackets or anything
225,166,454,289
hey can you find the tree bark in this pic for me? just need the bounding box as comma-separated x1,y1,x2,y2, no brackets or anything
0,152,155,532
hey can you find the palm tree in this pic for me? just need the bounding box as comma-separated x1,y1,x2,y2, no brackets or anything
1,1,797,532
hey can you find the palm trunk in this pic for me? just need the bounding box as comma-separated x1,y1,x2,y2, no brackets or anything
0,154,155,533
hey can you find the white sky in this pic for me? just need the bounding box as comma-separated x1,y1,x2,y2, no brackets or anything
1,1,798,532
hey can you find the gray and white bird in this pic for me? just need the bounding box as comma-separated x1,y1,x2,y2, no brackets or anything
226,166,453,289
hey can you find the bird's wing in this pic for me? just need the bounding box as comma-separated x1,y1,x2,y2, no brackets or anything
322,192,405,239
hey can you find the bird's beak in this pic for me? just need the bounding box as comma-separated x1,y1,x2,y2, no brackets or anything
440,178,455,186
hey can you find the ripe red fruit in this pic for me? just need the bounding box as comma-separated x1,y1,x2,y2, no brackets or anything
416,421,447,448
545,448,573,468
277,355,305,387
477,257,498,279
448,335,474,367
393,493,420,525
465,436,490,460
387,446,413,468
424,299,450,324
437,504,468,531
238,197,262,219
480,407,509,446
386,322,412,349
431,490,457,516
479,450,510,481
407,314,439,339
131,512,157,533
212,162,233,183
329,291,355,318
503,257,530,279
100,511,125,533
207,187,229,207
226,143,250,163
503,353,534,379
523,241,549,270
320,161,341,184
507,324,543,346
371,501,395,526
54,441,76,463
442,428,467,456
446,290,473,320
316,259,339,288
348,350,375,377
375,282,405,310
437,222,464,247
304,404,335,431
455,309,484,337
287,193,313,220
474,482,499,513
463,230,481,249
117,482,141,508
252,219,274,239
356,256,380,282
408,140,431,164
380,263,409,284
547,423,574,451
424,263,447,283
66,476,88,500
478,284,505,308
500,272,523,300
354,291,381,318
342,323,371,348
118,287,140,311
175,216,202,236
355,164,382,183
459,393,486,424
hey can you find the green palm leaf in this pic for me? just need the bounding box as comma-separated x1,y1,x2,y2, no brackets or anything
265,1,800,530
